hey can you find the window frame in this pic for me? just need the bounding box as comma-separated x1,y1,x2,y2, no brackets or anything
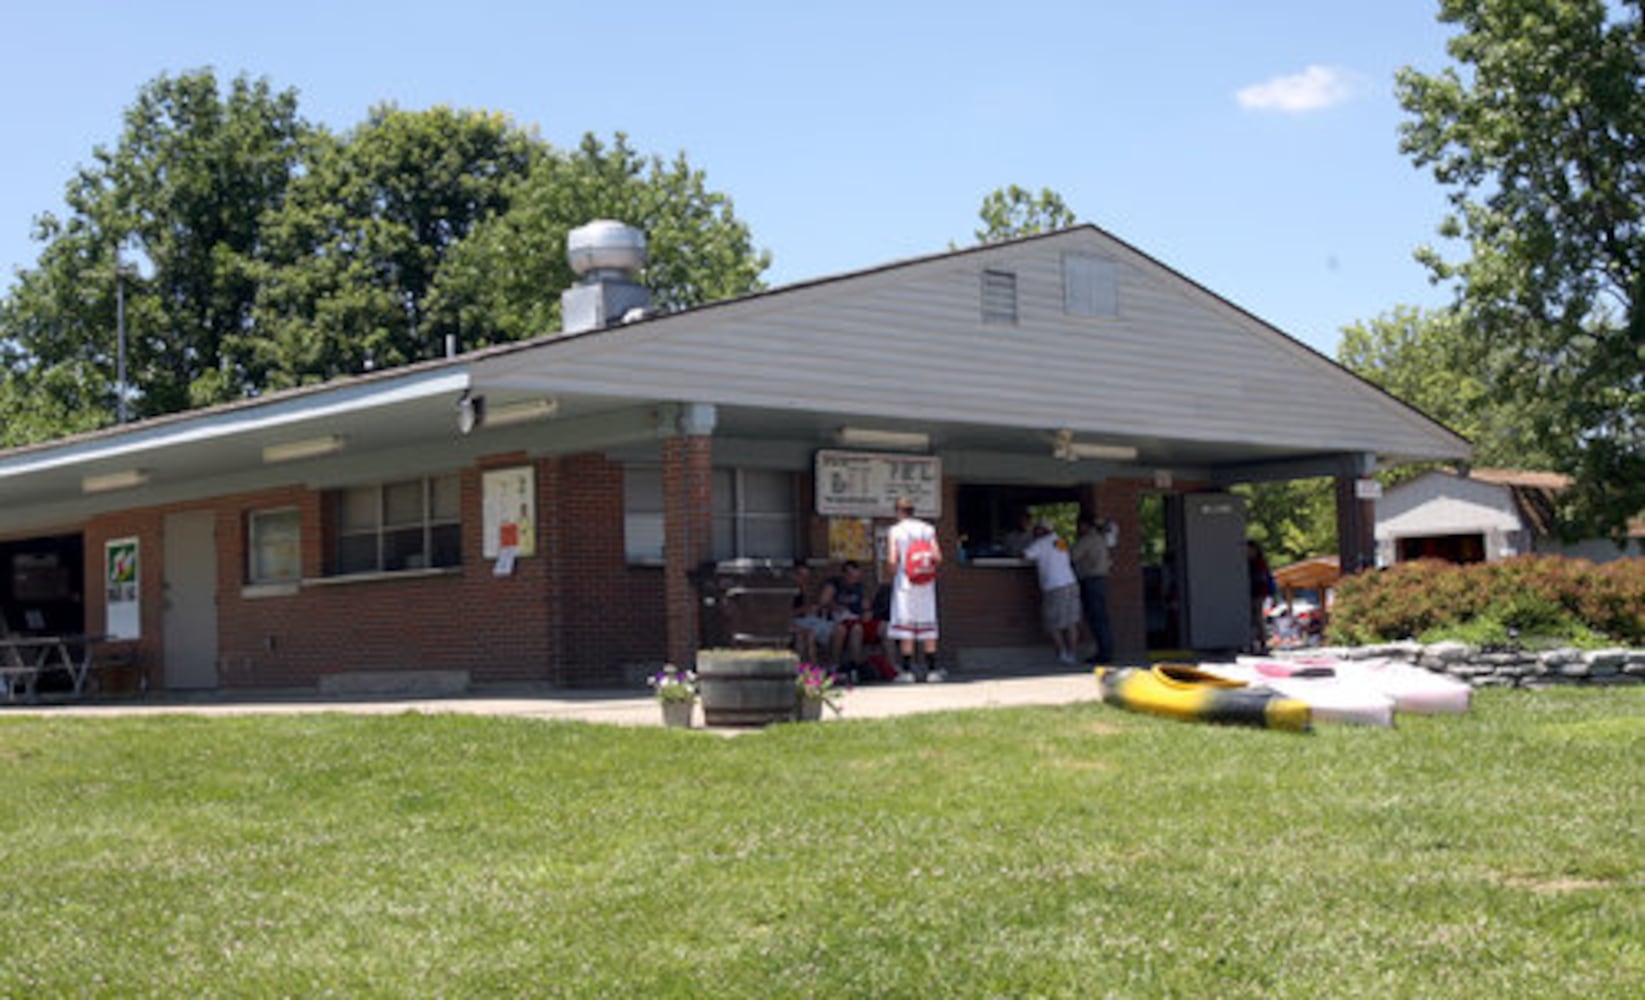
332,473,462,577
247,506,303,586
624,465,798,564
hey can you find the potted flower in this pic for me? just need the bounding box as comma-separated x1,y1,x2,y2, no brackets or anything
795,662,845,721
649,664,698,728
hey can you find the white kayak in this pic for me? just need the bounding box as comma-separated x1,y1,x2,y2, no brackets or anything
1203,661,1395,728
1237,655,1472,715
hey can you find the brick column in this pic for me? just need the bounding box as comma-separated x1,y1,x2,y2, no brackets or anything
1097,478,1150,663
663,433,713,668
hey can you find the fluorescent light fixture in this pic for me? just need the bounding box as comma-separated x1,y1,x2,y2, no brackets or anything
485,398,559,428
1066,441,1139,462
262,434,346,464
1052,429,1137,462
82,468,149,494
837,427,931,451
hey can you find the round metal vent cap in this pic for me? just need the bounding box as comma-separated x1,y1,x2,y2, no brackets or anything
567,220,647,275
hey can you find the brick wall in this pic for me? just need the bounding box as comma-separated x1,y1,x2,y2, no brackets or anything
211,466,559,689
546,453,667,686
77,452,676,693
67,458,1203,693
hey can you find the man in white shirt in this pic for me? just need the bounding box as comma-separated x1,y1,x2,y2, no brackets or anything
884,495,943,682
1021,519,1083,665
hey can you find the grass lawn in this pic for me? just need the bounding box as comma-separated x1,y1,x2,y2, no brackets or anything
1,688,1640,997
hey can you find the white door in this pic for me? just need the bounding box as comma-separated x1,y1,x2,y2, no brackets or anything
163,510,219,689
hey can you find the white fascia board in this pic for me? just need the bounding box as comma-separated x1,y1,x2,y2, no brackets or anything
0,369,470,480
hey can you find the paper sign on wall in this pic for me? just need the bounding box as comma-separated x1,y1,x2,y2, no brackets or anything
105,537,140,640
828,517,874,562
482,466,537,559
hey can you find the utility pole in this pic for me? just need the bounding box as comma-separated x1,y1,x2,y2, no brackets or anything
115,248,129,424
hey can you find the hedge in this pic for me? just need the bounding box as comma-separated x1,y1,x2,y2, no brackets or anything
1328,554,1644,647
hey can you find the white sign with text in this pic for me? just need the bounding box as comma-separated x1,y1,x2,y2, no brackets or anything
814,450,941,518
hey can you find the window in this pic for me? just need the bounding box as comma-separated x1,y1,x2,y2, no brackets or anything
1063,254,1118,317
981,269,1018,324
714,468,796,561
334,474,461,575
248,508,301,584
624,466,665,562
623,466,797,563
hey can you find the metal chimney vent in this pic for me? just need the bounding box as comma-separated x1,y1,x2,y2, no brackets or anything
562,220,652,334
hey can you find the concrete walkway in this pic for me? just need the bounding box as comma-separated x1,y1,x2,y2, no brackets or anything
1,665,1109,731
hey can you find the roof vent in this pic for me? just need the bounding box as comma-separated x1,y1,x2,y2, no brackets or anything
562,220,652,334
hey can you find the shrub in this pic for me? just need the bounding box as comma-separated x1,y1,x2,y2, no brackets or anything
1330,554,1644,647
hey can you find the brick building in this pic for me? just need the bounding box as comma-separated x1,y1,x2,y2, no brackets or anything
0,226,1470,693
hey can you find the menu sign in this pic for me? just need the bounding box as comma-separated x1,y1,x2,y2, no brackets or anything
814,450,941,518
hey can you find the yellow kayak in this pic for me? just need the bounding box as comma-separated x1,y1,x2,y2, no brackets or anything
1094,665,1311,732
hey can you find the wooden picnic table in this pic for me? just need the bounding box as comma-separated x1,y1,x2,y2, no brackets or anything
0,634,109,703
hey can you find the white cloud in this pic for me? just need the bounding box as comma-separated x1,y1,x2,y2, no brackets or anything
1235,65,1366,113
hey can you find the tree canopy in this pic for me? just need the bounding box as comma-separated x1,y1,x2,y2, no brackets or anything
1337,304,1560,472
425,133,770,352
241,104,543,391
1395,0,1643,540
0,70,770,440
972,185,1078,243
0,70,312,431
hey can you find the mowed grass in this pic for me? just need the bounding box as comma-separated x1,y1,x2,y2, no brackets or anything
1,689,1640,998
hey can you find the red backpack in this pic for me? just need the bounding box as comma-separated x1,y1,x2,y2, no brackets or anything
903,537,938,585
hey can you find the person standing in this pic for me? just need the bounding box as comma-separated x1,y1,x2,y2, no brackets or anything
1071,513,1115,665
1001,509,1035,557
884,496,943,682
1021,519,1083,665
1246,540,1274,655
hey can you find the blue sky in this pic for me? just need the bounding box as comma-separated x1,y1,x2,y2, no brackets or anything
0,1,1464,356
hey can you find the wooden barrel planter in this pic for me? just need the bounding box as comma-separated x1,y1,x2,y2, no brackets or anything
696,648,798,727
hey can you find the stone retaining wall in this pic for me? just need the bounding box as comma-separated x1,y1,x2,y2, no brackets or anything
1289,642,1645,689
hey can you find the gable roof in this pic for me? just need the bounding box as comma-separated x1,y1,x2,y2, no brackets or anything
1,224,1471,534
475,224,1471,466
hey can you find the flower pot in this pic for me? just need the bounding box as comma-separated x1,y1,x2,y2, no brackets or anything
660,700,694,728
697,648,799,727
796,697,824,722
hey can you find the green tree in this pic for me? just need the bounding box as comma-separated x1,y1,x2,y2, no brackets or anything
973,185,1078,243
426,132,770,346
0,367,106,447
0,69,312,429
1337,304,1556,471
2,79,769,438
1396,0,1643,541
1235,479,1338,568
245,105,542,388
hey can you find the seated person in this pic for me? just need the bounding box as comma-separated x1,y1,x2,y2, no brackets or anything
831,581,897,683
817,560,871,667
791,567,846,667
